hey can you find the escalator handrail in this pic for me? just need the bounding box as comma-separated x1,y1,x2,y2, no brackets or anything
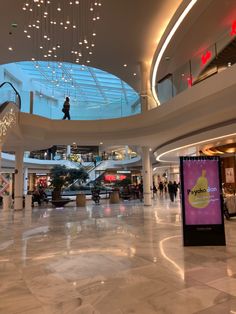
0,82,21,110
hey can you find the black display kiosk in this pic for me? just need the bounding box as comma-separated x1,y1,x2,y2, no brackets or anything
180,156,226,246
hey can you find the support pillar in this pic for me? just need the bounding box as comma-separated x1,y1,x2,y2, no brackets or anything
150,157,153,197
140,62,157,111
24,167,28,195
140,62,149,113
142,147,152,206
125,145,129,160
66,145,71,158
14,148,24,210
30,91,34,114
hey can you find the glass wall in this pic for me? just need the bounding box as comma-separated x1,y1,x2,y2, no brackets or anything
0,62,141,120
156,30,236,104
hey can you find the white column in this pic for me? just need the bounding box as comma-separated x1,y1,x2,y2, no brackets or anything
142,147,152,206
140,61,149,113
150,157,153,197
66,145,71,158
125,145,129,160
14,148,24,210
23,167,28,195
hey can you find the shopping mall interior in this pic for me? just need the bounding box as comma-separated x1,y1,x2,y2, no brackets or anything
0,0,236,313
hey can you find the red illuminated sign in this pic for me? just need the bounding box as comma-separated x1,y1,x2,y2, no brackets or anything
201,50,212,65
231,20,236,36
104,174,126,182
187,76,192,87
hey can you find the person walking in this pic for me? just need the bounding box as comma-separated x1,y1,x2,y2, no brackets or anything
153,183,157,199
62,97,71,120
168,181,175,202
173,181,178,199
159,181,164,196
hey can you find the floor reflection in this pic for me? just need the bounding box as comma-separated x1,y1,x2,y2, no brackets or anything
0,197,236,313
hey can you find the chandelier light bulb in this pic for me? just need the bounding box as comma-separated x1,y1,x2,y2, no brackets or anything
22,0,101,67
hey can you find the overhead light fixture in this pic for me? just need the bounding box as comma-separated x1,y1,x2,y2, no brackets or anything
22,0,102,65
151,0,198,105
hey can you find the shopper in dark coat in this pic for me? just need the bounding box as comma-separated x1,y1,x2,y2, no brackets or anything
168,181,175,202
62,97,71,120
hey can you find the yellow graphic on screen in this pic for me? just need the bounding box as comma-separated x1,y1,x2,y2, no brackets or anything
188,169,210,208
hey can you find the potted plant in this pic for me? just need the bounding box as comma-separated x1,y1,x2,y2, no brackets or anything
49,165,88,205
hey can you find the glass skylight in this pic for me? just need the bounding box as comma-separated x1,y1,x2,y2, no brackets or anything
1,61,140,120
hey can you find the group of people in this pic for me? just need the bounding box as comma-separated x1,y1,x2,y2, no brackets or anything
31,186,48,206
119,183,143,201
153,181,179,202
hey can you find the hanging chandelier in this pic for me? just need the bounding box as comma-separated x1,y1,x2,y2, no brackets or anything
22,0,102,65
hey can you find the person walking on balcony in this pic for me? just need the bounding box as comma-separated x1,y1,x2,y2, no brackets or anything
93,157,97,168
62,97,71,120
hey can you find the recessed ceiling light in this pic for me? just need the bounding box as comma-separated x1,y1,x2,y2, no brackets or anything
123,64,127,67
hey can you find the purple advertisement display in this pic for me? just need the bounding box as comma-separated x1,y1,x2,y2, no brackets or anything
183,159,222,225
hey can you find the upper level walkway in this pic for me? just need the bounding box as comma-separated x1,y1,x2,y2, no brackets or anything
1,62,236,159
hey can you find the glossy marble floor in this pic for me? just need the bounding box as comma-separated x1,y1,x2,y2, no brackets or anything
1,196,236,314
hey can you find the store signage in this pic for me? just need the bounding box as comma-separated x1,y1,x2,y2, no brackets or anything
201,50,212,65
180,156,225,246
225,168,235,183
231,20,236,36
117,171,131,174
104,174,126,182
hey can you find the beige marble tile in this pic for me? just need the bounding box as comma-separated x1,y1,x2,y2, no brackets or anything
196,297,236,313
145,285,230,314
207,277,236,296
42,297,83,314
185,264,228,283
0,199,235,313
0,285,42,314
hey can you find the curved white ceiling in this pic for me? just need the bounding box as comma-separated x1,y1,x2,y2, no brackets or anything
0,0,182,92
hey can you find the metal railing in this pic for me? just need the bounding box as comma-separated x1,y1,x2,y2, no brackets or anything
0,82,21,110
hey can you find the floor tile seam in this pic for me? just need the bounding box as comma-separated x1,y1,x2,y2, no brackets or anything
22,280,83,309
192,295,236,314
186,280,235,301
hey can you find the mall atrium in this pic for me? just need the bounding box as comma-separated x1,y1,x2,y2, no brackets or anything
0,0,236,313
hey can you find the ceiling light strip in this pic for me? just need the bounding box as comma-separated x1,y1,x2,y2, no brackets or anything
156,133,236,162
151,0,198,105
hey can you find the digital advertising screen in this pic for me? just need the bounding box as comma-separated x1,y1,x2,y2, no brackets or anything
180,156,225,246
181,157,222,225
